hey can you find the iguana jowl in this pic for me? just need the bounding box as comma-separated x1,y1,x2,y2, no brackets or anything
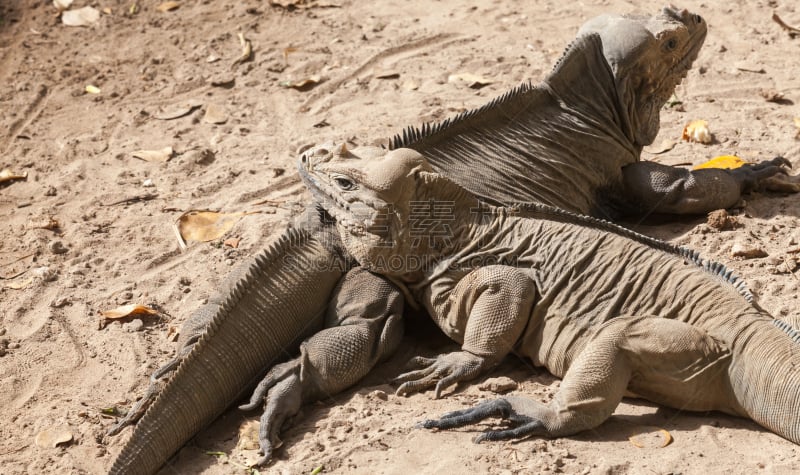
299,143,800,446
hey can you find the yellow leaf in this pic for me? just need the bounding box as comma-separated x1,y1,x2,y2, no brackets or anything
693,155,749,170
156,1,180,12
176,210,257,244
101,304,159,319
85,85,101,94
682,119,712,144
0,169,27,184
628,426,673,448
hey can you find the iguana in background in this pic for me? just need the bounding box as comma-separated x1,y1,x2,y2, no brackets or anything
107,6,795,472
299,143,800,448
392,6,793,217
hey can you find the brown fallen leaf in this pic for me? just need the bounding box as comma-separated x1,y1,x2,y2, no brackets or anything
643,139,676,155
203,103,228,124
279,76,322,91
0,169,27,184
236,420,261,451
100,304,159,320
629,426,673,449
448,72,492,89
223,237,241,248
132,146,174,162
34,427,73,448
153,100,202,120
682,119,713,144
773,12,800,38
156,1,180,12
175,210,258,247
231,32,253,69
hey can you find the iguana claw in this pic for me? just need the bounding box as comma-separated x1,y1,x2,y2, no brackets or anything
733,156,794,192
419,397,547,442
394,351,489,398
240,358,304,465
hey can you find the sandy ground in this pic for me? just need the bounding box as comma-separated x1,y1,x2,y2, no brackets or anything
2,1,800,474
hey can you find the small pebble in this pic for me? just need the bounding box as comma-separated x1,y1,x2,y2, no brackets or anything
8,342,20,350
731,243,768,259
123,319,144,332
48,240,69,255
142,178,155,188
33,266,58,281
368,389,388,401
51,297,70,308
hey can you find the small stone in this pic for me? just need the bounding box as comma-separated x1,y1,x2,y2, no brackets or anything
368,389,388,401
142,178,155,187
33,266,58,282
51,297,70,308
34,427,73,448
178,276,192,286
8,342,20,349
0,328,5,336
44,185,57,196
120,291,133,301
0,338,9,348
731,243,768,259
706,209,738,231
48,240,69,255
478,376,518,394
123,319,144,332
0,348,6,357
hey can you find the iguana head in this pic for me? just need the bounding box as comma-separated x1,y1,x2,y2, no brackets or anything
577,6,706,146
298,143,439,275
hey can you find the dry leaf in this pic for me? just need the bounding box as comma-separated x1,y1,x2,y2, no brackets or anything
35,427,73,448
279,76,321,91
101,304,159,320
4,276,34,290
176,210,257,244
773,13,800,38
283,46,297,62
643,139,676,155
629,426,673,448
231,32,253,69
85,85,101,94
375,70,400,79
28,216,60,231
236,420,260,451
62,6,100,26
682,119,713,144
156,1,180,12
166,325,180,342
448,73,492,89
693,155,748,170
203,104,228,124
153,101,201,120
132,147,174,162
223,237,241,248
0,169,27,184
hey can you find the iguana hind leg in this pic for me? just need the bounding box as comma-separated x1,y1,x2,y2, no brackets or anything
421,316,735,441
240,266,404,465
396,265,536,398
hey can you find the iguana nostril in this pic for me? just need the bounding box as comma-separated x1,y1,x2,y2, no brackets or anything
692,14,702,25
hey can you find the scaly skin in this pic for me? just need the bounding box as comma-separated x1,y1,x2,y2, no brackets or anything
299,144,800,447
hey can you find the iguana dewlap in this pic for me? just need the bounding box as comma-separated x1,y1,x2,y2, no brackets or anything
299,142,800,446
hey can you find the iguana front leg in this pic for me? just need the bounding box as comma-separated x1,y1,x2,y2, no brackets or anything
240,266,404,465
621,157,792,215
421,316,735,441
396,265,536,398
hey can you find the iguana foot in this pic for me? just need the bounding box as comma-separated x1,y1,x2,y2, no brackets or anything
732,156,793,192
419,396,547,442
394,351,491,398
239,358,304,466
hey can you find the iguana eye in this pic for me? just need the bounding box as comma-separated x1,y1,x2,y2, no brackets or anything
333,176,356,191
664,37,678,51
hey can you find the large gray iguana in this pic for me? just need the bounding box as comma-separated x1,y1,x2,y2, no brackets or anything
298,143,800,447
107,6,793,472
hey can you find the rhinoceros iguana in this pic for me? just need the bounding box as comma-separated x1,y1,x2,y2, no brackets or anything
298,143,800,448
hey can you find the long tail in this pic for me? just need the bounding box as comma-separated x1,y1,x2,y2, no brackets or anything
729,318,800,444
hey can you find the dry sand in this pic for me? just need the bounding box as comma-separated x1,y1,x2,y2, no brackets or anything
1,1,800,473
